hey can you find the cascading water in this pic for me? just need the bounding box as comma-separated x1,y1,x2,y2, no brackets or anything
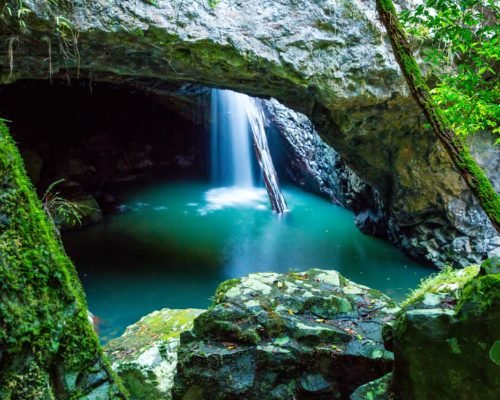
210,89,288,213
210,89,255,187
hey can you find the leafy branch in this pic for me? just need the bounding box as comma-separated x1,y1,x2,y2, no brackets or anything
400,0,499,142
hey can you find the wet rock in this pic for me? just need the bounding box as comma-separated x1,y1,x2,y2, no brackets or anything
263,99,386,237
263,98,499,267
388,266,500,399
173,269,398,399
350,373,392,400
105,309,204,400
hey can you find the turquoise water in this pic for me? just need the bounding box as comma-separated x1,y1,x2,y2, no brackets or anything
63,180,432,342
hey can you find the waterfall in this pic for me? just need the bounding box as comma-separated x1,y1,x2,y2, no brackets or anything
211,89,255,187
210,89,288,213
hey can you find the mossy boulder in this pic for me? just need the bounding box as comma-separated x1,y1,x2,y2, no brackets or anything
173,269,398,399
105,308,204,400
350,373,393,400
388,264,500,399
0,120,125,398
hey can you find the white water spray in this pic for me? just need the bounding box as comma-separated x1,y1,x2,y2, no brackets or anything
210,89,288,213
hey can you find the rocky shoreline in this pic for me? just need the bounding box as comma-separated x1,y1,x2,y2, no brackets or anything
105,262,499,399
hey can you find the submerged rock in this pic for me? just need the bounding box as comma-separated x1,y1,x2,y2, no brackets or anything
387,265,500,399
172,269,398,399
105,308,204,400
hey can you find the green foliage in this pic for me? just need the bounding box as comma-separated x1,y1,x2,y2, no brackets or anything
400,0,500,141
42,179,90,229
490,340,500,366
0,0,31,31
208,0,221,8
401,265,480,307
1,0,78,77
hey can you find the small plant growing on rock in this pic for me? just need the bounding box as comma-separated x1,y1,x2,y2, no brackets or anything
42,179,87,229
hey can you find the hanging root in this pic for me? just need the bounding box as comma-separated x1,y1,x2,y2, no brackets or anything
7,36,19,78
43,37,53,82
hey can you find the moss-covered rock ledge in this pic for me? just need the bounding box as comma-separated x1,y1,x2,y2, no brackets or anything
106,309,204,400
0,120,126,399
386,260,500,399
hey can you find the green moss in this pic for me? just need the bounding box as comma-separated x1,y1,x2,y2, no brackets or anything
447,338,461,355
0,119,124,397
212,278,241,304
106,309,203,358
490,340,500,366
376,0,500,228
457,273,500,313
481,257,500,274
401,265,480,308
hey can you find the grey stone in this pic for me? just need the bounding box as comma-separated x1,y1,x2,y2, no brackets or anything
173,269,396,399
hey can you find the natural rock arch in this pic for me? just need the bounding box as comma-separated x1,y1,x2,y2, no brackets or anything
0,0,497,265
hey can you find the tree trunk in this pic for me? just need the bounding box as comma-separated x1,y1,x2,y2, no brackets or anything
375,0,499,232
246,99,288,214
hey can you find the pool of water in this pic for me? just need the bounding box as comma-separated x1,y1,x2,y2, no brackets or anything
63,180,432,342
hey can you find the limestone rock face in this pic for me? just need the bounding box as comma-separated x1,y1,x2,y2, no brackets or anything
262,98,499,267
105,309,204,400
387,265,500,399
173,269,398,399
263,98,387,238
1,0,496,267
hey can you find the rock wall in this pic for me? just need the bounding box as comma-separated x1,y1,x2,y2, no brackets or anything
386,263,500,399
0,0,497,266
263,98,388,238
263,99,500,266
0,120,125,399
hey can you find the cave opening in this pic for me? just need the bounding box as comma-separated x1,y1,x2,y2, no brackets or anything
0,79,431,342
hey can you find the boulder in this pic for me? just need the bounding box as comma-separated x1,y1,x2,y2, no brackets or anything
387,265,500,399
106,309,204,400
350,373,393,400
173,269,399,399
